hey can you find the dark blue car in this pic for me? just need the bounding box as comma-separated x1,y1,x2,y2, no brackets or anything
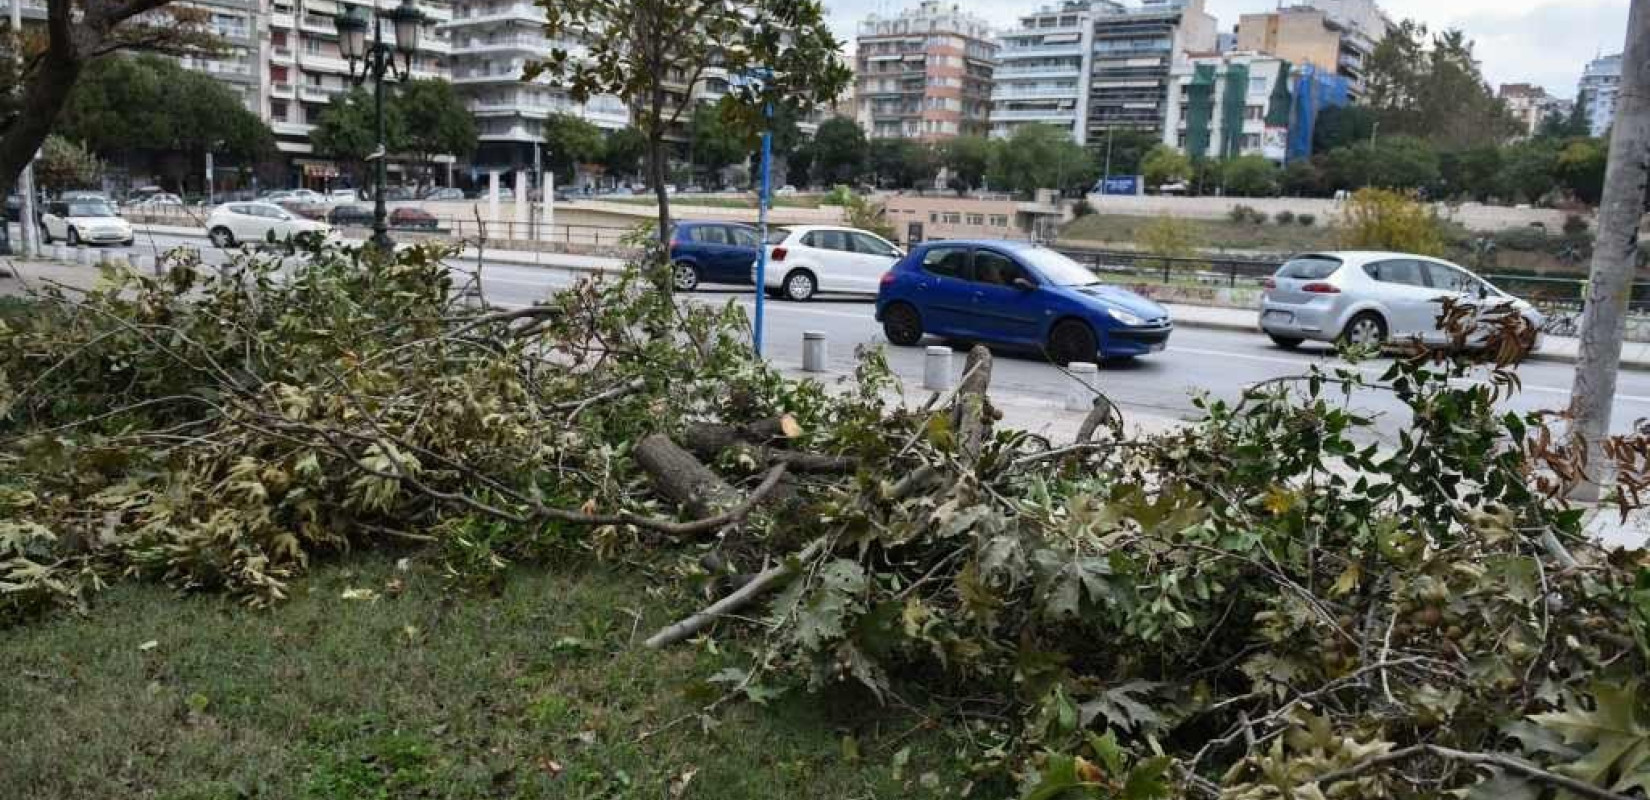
669,221,761,291
875,241,1173,363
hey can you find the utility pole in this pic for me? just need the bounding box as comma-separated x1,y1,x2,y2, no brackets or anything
1568,0,1650,501
7,0,38,258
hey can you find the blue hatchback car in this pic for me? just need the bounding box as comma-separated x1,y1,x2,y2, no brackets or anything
669,221,761,291
875,241,1173,363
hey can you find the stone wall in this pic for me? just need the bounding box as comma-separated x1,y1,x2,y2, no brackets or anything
1084,194,1576,233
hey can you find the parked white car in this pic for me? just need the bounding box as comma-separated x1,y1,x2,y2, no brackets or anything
40,198,134,246
759,225,904,300
325,188,359,203
206,202,331,249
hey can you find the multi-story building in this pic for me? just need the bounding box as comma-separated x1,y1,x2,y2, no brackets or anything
177,0,265,115
1578,53,1622,138
1235,0,1389,100
1499,83,1572,137
442,0,629,172
1162,52,1294,162
855,1,997,141
1086,0,1217,147
990,1,1104,143
262,0,455,183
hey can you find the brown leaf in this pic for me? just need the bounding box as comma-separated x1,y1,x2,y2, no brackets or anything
779,414,802,439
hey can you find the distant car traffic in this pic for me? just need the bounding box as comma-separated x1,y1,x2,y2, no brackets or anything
1259,251,1545,351
129,193,184,208
876,241,1173,364
774,185,798,197
327,204,375,227
326,188,360,203
206,202,331,249
261,189,325,204
40,198,133,247
669,221,760,290
423,187,465,201
759,225,904,301
276,200,329,221
389,207,439,230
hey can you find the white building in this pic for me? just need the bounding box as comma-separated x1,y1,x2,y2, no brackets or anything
1578,53,1622,138
1162,52,1293,161
990,1,1101,142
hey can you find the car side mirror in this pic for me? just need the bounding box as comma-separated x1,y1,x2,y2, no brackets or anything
1011,277,1036,292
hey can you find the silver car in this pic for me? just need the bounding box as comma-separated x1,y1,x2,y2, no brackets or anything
1258,251,1544,351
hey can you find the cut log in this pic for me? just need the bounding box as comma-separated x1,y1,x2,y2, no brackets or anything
682,421,857,473
634,433,739,518
953,346,994,465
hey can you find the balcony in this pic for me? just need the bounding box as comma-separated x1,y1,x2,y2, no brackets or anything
479,124,540,142
990,108,1078,120
270,11,295,29
270,82,294,98
453,69,524,84
271,45,294,63
272,120,314,137
452,35,550,54
998,44,1083,58
300,15,336,35
994,66,1081,80
301,53,350,73
298,85,331,102
447,3,541,25
990,87,1081,100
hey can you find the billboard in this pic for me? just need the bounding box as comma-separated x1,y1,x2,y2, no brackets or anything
1262,127,1288,161
1096,175,1142,196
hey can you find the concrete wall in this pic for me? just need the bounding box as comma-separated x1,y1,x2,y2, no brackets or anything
1083,193,1575,232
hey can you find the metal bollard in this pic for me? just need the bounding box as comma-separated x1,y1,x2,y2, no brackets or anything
1065,362,1100,412
923,346,953,392
76,246,91,266
802,330,827,373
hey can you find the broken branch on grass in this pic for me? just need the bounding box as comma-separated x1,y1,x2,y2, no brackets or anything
1309,744,1636,800
643,537,825,649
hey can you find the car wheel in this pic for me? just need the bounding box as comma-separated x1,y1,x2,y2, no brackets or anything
882,302,923,346
1048,319,1098,366
209,227,236,248
1339,312,1388,349
66,227,80,247
1269,334,1304,350
672,261,700,292
782,269,816,302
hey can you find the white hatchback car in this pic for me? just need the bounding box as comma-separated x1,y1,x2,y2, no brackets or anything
206,202,331,249
760,225,904,300
41,198,134,247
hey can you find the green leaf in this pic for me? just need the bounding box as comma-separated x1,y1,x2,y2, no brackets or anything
1121,755,1172,800
1079,681,1166,735
1529,683,1650,792
1463,768,1541,800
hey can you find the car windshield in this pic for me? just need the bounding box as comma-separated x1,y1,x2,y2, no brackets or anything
1016,247,1099,286
69,202,117,218
765,227,791,245
1277,256,1342,280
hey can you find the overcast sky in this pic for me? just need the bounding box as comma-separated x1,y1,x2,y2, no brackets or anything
824,0,1630,99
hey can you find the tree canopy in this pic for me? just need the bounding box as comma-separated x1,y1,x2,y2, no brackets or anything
986,124,1097,195
1219,155,1277,197
55,54,274,164
1141,145,1190,188
396,79,477,177
33,134,104,193
1362,21,1519,149
311,88,408,183
868,138,937,189
810,117,867,186
541,113,606,184
600,126,647,182
687,104,750,183
938,135,992,194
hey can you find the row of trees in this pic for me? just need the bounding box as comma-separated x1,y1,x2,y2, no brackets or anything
310,79,478,188
797,118,1160,196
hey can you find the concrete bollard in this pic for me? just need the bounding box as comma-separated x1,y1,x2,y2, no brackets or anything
52,244,67,261
802,330,827,373
923,346,953,392
1065,362,1100,412
75,246,91,266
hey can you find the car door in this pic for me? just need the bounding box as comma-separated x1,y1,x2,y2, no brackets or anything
1361,258,1439,340
963,248,1046,345
225,205,258,241
1421,260,1497,344
42,202,65,239
908,245,975,337
846,232,903,295
799,229,854,293
726,226,761,284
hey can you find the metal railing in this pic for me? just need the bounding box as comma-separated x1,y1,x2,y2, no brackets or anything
1054,247,1280,288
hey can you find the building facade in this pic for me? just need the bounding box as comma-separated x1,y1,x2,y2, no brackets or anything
990,1,1102,142
1234,0,1388,100
1498,83,1570,137
1162,52,1293,162
1086,0,1218,148
1578,53,1622,138
855,1,997,141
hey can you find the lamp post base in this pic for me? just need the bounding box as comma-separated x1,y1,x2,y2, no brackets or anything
369,227,394,252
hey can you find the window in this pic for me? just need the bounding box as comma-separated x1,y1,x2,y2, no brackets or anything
271,100,288,121
304,38,322,54
729,227,759,247
921,246,970,279
989,214,1009,227
966,213,985,226
1245,105,1264,121
803,229,850,251
1363,259,1426,287
1249,77,1269,95
691,225,729,245
942,212,961,224
971,250,1028,287
929,212,940,223
1276,256,1342,281
1423,262,1486,295
851,232,898,257
765,227,792,245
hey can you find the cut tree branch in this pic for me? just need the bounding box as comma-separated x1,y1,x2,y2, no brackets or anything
1310,744,1636,800
642,537,824,648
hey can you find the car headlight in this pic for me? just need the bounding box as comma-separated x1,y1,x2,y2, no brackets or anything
1106,307,1145,326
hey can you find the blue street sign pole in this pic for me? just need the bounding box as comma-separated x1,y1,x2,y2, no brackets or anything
754,103,773,356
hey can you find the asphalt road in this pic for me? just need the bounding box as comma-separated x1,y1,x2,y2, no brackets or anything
28,228,1650,439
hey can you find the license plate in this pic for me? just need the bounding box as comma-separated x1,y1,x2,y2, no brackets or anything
1263,310,1292,323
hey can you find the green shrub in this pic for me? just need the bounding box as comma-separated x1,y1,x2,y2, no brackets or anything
1297,213,1316,227
1274,210,1296,226
1563,213,1589,236
1228,204,1266,225
820,185,853,206
1336,188,1446,255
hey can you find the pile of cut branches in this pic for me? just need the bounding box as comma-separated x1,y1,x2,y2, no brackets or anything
3,243,1649,799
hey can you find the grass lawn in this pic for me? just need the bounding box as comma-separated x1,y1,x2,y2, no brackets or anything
1,553,971,800
1060,213,1340,253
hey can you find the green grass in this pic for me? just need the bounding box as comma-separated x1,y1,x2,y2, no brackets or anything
1,553,971,800
603,196,824,210
1060,213,1340,253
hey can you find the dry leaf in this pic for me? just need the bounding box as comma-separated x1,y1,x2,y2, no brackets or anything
137,640,158,652
341,587,379,601
668,766,698,799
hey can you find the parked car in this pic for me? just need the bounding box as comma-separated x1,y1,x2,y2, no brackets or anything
383,186,417,201
423,187,465,201
668,221,761,290
877,241,1172,364
328,204,375,227
205,202,331,248
40,198,133,247
554,187,577,202
389,207,439,230
276,200,329,221
759,225,904,300
129,193,184,208
326,188,360,203
1258,251,1544,351
774,185,798,197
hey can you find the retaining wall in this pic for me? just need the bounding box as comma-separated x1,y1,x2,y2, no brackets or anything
1084,194,1575,233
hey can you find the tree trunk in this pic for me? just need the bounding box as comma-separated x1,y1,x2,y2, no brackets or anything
0,50,82,202
646,81,674,303
633,433,738,519
1567,2,1650,501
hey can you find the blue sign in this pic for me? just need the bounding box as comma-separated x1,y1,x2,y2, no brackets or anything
1097,176,1141,196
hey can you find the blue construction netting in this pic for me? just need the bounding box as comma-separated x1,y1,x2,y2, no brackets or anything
1288,64,1351,163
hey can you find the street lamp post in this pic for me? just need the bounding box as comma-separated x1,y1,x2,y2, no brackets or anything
334,0,424,251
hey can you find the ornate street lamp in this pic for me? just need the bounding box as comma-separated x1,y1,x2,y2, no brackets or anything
334,0,425,250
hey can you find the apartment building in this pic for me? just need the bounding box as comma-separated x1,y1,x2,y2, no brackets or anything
1578,53,1622,138
1234,0,1389,99
1162,52,1292,161
989,1,1106,143
855,1,998,141
442,0,629,171
1086,0,1217,147
1498,83,1571,138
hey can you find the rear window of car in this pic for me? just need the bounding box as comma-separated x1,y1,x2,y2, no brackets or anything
1276,256,1342,280
920,246,971,279
765,227,791,245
